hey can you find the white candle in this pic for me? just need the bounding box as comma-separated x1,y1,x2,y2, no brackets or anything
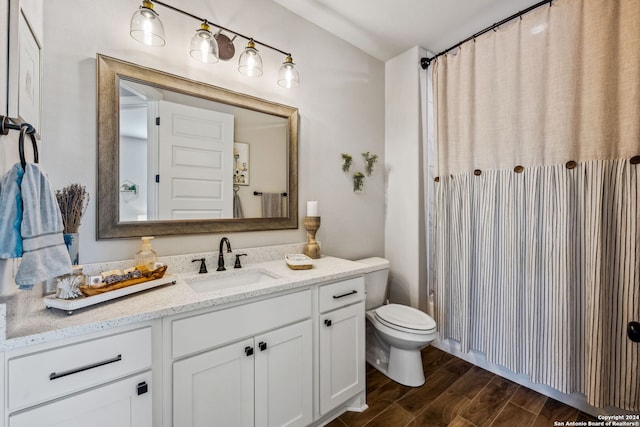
307,200,319,217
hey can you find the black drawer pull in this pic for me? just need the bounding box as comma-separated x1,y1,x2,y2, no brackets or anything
333,290,358,299
259,341,267,351
49,354,122,380
324,319,332,327
245,346,254,356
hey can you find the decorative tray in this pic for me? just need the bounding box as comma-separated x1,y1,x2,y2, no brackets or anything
43,274,176,315
285,254,313,270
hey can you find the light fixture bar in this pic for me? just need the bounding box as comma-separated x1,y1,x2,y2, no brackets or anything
152,0,291,57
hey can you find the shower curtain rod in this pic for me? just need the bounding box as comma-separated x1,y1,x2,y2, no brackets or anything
420,0,553,69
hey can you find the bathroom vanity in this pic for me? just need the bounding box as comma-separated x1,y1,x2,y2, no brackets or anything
0,249,372,427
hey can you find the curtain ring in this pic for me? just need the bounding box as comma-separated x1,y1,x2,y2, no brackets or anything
474,169,482,176
434,176,440,182
565,160,577,169
514,165,524,173
630,156,640,165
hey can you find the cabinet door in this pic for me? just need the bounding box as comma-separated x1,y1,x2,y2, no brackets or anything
8,372,152,427
173,338,254,427
319,302,365,415
255,320,312,427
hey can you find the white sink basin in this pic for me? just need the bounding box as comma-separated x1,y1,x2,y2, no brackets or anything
186,269,280,293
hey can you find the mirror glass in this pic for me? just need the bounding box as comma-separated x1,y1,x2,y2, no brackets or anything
97,55,298,239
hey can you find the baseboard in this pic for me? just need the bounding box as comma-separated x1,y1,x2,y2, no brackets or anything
433,338,632,417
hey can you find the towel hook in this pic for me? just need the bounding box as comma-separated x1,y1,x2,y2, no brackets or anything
18,124,39,169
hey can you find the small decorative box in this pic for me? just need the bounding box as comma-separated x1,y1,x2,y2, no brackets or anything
285,254,313,270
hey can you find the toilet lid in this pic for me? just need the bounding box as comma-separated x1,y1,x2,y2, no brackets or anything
375,304,436,332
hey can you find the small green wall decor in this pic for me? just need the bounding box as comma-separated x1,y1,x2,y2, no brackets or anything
340,151,378,192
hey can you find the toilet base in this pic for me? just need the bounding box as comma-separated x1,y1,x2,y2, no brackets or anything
387,347,425,387
365,320,427,387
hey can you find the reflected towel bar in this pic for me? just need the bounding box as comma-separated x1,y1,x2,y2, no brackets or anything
253,191,287,196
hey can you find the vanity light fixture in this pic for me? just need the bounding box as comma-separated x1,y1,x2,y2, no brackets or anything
129,0,298,88
190,21,219,64
130,0,166,47
238,40,263,77
278,55,300,88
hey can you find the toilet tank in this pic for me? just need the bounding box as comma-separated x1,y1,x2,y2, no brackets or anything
356,257,390,310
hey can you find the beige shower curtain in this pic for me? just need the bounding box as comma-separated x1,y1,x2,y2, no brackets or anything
433,0,639,410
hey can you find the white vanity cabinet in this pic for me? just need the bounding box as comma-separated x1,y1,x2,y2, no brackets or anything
166,289,313,427
318,277,366,415
4,325,154,427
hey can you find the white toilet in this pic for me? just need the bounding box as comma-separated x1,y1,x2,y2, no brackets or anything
357,257,437,387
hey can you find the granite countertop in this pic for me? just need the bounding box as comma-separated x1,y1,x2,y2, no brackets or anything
0,255,371,351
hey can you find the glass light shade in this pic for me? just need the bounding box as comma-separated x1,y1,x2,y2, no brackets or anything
130,1,165,47
277,56,300,88
190,22,219,63
238,40,263,77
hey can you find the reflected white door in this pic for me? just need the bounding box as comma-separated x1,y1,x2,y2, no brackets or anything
157,100,234,220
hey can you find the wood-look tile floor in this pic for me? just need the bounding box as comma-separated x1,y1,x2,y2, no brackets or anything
327,346,597,427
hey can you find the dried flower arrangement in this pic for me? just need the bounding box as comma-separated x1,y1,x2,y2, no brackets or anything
55,183,90,234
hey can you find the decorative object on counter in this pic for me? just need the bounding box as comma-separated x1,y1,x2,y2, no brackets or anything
55,183,89,265
285,253,313,270
341,153,353,172
353,172,365,192
129,0,299,88
362,151,378,176
44,271,176,315
303,216,321,259
135,236,158,269
80,264,168,296
62,233,80,266
55,265,85,299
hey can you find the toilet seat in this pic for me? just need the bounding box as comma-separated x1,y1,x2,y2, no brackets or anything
374,304,436,335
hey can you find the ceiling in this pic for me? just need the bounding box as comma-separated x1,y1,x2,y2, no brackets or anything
273,0,541,62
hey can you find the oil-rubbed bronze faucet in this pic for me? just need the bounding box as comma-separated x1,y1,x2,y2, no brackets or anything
217,237,232,271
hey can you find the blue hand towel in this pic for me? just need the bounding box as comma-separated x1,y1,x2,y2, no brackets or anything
0,163,25,258
15,163,71,289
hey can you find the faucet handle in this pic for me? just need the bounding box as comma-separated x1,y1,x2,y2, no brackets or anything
192,258,208,274
234,253,248,269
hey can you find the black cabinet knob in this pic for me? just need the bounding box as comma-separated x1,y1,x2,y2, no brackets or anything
259,341,267,351
245,346,254,356
137,381,148,395
324,319,332,327
628,321,640,343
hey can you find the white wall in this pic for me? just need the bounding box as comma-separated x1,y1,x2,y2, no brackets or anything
40,0,385,263
384,46,428,310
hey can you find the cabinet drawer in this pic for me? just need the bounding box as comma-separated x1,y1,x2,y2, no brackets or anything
8,327,152,411
172,289,311,359
319,277,365,313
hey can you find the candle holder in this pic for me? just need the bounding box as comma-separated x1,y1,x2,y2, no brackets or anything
303,216,321,259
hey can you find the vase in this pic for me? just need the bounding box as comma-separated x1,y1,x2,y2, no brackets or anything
63,233,79,265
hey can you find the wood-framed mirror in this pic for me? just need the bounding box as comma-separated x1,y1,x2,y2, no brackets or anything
97,54,298,239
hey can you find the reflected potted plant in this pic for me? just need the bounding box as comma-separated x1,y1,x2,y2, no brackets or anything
55,184,89,265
